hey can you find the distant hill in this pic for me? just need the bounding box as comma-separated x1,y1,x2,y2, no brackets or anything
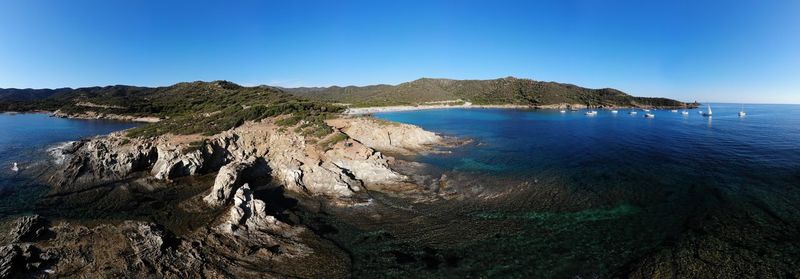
0,81,339,137
284,77,691,108
0,81,297,116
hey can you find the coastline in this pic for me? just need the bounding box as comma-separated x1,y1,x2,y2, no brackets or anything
346,104,543,115
344,103,696,115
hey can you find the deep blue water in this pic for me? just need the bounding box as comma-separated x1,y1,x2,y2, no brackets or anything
376,104,800,184
0,113,137,217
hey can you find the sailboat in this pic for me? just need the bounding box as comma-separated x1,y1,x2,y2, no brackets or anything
701,104,713,117
644,112,655,118
629,108,638,115
681,104,689,115
11,162,19,172
585,110,598,116
738,104,746,117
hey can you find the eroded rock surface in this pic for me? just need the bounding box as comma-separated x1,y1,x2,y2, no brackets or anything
34,116,439,277
49,117,423,200
327,117,442,154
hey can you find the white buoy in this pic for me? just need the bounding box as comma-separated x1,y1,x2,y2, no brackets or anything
11,162,19,172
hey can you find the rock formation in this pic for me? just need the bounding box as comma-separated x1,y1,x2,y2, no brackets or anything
49,117,431,200
29,116,441,277
327,117,442,154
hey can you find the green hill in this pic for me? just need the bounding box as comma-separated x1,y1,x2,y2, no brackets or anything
0,81,341,138
284,77,692,108
0,77,692,137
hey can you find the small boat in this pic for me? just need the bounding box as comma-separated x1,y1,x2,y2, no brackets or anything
701,104,713,117
644,113,655,118
643,109,651,112
585,110,598,116
629,110,638,115
738,104,746,117
11,162,19,172
611,110,619,114
681,110,689,115
560,110,566,113
670,109,678,113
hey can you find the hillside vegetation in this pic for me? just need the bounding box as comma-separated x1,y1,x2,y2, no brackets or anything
0,81,342,138
285,77,691,108
0,77,691,137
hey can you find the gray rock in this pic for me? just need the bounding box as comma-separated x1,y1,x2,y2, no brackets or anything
9,215,47,243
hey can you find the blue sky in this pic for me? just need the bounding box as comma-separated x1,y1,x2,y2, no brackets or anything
0,0,798,103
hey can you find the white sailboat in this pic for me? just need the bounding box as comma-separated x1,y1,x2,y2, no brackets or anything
629,108,638,115
585,110,598,116
644,112,655,118
11,162,19,172
701,104,713,116
738,104,746,117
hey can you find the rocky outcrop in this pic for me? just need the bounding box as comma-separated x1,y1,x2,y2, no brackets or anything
49,134,158,193
203,158,257,207
8,215,48,243
0,243,55,278
0,205,347,278
327,117,442,154
52,109,161,123
33,116,442,278
218,184,297,236
150,145,208,180
50,117,434,201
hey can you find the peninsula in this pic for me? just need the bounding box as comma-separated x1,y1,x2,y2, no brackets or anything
0,78,692,277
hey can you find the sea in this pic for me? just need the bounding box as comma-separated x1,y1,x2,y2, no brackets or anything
349,103,800,277
1,104,799,277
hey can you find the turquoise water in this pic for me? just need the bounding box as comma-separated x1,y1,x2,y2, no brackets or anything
0,113,137,217
365,104,800,277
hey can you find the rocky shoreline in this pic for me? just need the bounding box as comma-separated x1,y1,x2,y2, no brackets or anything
50,110,162,123
0,115,451,278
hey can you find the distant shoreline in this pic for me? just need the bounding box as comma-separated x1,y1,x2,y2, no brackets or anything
344,103,691,115
345,104,535,114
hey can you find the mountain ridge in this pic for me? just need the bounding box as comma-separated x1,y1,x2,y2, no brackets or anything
282,77,692,108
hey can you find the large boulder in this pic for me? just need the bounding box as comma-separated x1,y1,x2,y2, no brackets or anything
203,158,257,207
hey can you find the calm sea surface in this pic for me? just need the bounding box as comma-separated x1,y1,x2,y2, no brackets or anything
0,113,137,217
362,103,800,277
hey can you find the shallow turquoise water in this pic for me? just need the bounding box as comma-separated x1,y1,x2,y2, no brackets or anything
0,113,137,217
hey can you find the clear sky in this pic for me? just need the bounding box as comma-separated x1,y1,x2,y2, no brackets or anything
1,0,798,103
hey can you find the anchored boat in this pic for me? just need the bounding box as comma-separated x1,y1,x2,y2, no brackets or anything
701,104,713,117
